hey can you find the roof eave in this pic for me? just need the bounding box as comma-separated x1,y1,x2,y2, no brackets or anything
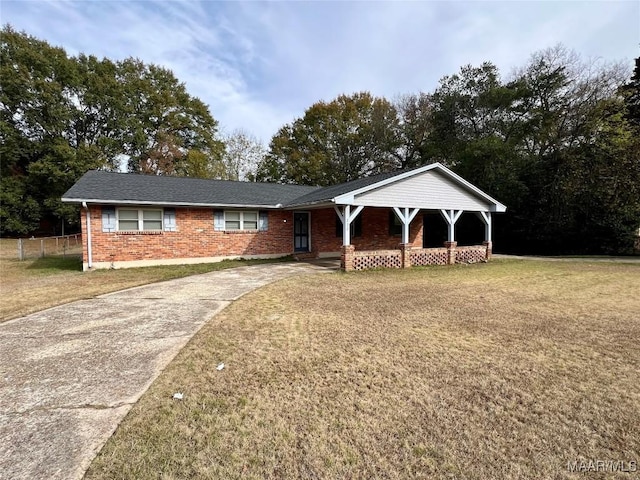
61,197,283,209
436,165,507,211
283,200,335,209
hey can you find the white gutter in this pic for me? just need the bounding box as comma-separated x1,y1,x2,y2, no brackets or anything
62,198,283,209
82,202,92,270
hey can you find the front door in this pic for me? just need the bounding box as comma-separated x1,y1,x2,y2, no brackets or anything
293,212,310,252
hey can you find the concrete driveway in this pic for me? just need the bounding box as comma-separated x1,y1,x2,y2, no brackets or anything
0,261,336,480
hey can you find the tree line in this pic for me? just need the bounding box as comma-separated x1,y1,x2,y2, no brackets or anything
0,25,259,235
257,48,640,254
1,26,638,254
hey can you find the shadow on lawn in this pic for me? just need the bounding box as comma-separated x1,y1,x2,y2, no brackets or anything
25,255,83,272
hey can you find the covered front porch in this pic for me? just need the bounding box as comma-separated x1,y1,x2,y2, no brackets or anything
335,205,493,271
284,163,507,271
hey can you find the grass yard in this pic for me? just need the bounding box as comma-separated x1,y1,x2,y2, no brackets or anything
0,255,291,322
85,260,640,480
0,238,18,259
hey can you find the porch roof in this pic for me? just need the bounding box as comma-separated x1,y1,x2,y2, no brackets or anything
281,170,404,207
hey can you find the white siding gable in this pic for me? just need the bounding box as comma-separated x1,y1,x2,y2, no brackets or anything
351,170,490,211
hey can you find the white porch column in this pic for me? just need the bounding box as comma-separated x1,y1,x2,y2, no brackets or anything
477,211,493,260
440,209,463,242
393,207,420,244
477,211,492,242
342,205,351,245
334,205,364,246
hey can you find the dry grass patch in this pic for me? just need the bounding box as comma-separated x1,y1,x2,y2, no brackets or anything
86,260,640,479
0,238,19,259
0,255,290,321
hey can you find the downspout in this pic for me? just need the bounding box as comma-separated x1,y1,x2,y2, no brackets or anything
82,202,93,270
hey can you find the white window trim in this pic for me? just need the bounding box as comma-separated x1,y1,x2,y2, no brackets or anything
117,208,163,231
224,210,259,231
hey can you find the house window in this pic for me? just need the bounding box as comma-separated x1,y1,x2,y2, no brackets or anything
335,213,362,238
118,208,163,231
389,211,402,236
225,211,259,230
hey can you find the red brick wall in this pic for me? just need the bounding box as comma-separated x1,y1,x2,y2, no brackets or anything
82,206,294,264
80,205,426,266
310,207,423,254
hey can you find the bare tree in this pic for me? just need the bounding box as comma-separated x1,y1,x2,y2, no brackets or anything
222,129,266,181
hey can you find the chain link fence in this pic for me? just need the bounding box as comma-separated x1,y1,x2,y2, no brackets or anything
15,234,82,260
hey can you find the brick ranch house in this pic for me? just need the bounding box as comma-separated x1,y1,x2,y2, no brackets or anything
61,163,506,271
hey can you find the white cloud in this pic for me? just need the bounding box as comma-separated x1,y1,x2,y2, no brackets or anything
2,0,638,143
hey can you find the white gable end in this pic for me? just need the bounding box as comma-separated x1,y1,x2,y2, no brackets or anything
351,170,491,211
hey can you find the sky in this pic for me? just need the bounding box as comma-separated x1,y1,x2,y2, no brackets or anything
2,0,639,144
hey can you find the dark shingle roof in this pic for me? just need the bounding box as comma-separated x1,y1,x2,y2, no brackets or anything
62,171,321,207
63,164,507,212
283,168,415,206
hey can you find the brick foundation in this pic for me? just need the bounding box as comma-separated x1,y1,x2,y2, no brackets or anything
345,243,489,271
353,249,402,270
456,245,488,263
410,247,448,266
483,240,492,260
400,244,412,269
444,241,457,265
341,245,355,271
